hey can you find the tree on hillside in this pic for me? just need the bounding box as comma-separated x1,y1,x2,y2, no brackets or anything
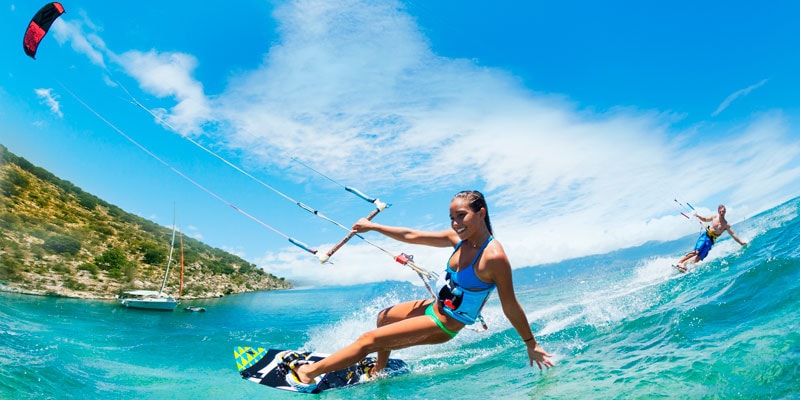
1,168,29,196
95,247,129,271
139,241,166,265
43,235,81,255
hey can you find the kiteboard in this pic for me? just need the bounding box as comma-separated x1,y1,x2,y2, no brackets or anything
672,264,688,273
234,346,409,394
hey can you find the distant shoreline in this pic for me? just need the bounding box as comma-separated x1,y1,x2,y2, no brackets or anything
0,282,286,300
1,282,113,299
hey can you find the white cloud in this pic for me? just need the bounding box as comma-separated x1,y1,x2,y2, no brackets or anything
185,224,203,241
712,79,768,117
115,50,211,135
49,10,209,136
59,1,800,286
234,1,800,285
34,88,63,118
51,17,106,68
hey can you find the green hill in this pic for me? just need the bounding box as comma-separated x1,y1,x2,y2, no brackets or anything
0,144,291,299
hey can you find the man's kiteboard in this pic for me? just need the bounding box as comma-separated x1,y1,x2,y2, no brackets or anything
234,346,409,394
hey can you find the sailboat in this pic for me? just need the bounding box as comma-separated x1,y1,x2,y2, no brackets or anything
118,213,180,311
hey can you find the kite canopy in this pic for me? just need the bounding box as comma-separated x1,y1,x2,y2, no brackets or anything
23,2,66,59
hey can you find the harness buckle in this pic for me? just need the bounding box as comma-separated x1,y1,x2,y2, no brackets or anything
394,253,413,265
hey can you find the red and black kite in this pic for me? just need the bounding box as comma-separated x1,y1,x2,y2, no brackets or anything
23,2,66,59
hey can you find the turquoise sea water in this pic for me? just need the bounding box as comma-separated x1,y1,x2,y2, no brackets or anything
2,197,799,399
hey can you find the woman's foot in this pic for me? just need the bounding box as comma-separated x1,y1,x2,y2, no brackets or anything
286,366,318,393
293,364,315,384
277,351,319,393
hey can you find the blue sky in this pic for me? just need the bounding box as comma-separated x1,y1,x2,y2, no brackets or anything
2,1,799,286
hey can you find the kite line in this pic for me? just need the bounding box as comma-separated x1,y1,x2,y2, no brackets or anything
112,82,390,262
24,2,438,293
674,198,704,228
59,82,438,293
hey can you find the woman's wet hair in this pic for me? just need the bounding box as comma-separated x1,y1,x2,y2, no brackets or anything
454,190,493,235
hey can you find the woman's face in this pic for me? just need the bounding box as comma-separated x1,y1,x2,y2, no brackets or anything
449,197,483,239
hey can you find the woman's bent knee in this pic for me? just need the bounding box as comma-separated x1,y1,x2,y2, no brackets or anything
356,331,378,351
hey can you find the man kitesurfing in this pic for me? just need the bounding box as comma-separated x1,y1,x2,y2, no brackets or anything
673,204,748,272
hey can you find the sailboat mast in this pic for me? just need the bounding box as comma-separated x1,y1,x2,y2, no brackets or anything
159,213,178,295
179,228,184,298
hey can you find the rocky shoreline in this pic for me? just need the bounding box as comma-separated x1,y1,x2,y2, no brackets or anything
1,283,113,299
0,265,292,300
0,281,287,300
1,283,223,300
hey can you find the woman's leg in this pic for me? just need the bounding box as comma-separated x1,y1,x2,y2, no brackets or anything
294,299,450,383
374,299,431,371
